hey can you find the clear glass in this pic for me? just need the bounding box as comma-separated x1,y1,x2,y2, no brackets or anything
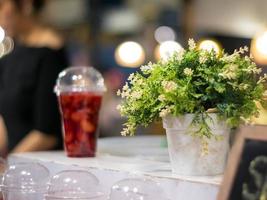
45,170,106,200
1,162,49,200
109,178,168,200
55,66,106,157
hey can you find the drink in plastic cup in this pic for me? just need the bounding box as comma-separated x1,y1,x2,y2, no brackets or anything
55,67,106,157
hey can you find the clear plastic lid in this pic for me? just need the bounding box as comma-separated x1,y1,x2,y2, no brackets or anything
1,162,49,193
54,66,106,95
109,178,169,200
46,170,105,199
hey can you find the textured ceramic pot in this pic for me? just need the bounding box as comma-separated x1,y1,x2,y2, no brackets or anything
163,114,230,176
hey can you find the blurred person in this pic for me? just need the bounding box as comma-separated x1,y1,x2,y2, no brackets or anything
0,0,68,156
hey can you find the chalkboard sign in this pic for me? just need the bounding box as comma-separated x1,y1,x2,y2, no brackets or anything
218,125,267,200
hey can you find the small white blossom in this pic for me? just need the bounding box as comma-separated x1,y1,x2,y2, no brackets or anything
122,83,129,91
184,68,194,76
128,73,135,81
116,104,122,111
136,78,144,85
244,65,262,74
162,81,178,92
219,64,238,80
140,62,154,73
117,89,121,96
243,46,249,52
131,91,142,99
121,123,135,136
188,38,196,50
121,127,129,136
239,46,249,54
176,49,185,61
239,83,249,90
199,55,207,64
158,94,166,102
257,74,267,84
159,107,172,118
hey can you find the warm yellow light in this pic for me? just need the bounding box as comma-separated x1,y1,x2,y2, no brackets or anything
155,41,183,61
0,26,5,43
115,41,145,67
255,32,267,55
198,39,221,54
251,30,267,64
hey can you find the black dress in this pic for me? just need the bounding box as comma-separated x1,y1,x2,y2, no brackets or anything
0,43,68,151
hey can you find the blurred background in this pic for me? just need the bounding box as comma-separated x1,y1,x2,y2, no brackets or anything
2,0,267,137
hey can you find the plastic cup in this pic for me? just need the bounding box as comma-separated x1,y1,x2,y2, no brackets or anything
0,162,49,200
45,170,106,200
55,66,106,157
108,178,169,200
0,158,6,200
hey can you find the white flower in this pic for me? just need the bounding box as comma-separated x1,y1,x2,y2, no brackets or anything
243,46,249,52
199,55,207,64
162,81,177,92
257,74,267,84
116,104,122,111
122,83,129,91
158,94,166,102
239,83,249,90
136,78,144,85
176,49,185,61
188,38,196,50
121,127,129,136
117,89,121,96
128,73,135,81
184,68,194,76
219,64,238,80
131,91,142,99
140,62,154,73
159,106,173,118
244,65,262,74
239,46,249,54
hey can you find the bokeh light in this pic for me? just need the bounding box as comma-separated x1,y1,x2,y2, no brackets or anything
2,36,14,55
251,30,267,64
198,39,221,54
115,41,145,67
154,26,176,44
155,41,183,61
0,26,5,43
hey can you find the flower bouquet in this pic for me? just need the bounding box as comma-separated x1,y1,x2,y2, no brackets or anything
117,39,267,175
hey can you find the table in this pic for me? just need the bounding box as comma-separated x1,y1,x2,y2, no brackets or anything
9,136,221,200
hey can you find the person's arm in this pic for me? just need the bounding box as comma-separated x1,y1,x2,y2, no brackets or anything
0,116,7,156
12,130,57,153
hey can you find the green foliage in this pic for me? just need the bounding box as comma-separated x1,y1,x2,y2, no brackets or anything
117,39,266,138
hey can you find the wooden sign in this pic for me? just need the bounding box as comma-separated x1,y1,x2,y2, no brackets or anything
218,125,267,200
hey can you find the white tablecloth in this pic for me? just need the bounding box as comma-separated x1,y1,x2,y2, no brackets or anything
9,136,221,200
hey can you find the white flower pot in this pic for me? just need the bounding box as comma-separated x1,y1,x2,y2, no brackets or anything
163,114,230,176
